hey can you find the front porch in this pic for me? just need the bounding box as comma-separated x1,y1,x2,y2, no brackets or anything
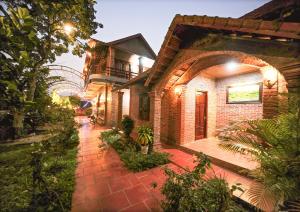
180,137,258,173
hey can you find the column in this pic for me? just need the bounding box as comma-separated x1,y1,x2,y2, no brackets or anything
178,85,187,145
149,90,162,150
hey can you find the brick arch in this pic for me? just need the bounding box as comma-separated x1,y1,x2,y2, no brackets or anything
156,50,293,145
156,50,274,94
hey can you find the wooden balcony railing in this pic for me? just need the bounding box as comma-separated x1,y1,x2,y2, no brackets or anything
87,64,138,81
107,67,138,80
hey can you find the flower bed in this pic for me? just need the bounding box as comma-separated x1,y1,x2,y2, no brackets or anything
100,129,169,172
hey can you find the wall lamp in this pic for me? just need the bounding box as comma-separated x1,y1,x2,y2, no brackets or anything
86,51,92,57
174,85,183,97
262,66,278,89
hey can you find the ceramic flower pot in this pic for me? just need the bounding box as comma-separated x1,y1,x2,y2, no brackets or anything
141,145,149,154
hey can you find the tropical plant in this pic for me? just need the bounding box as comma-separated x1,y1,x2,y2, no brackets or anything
121,116,134,138
219,94,300,210
100,130,121,145
136,126,153,146
100,130,169,172
0,0,101,137
161,153,245,212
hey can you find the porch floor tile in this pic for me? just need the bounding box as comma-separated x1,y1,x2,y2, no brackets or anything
181,138,258,170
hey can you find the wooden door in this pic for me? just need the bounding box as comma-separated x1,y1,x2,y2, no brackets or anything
195,91,207,140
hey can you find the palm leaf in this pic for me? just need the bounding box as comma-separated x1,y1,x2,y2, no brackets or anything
287,199,300,212
247,182,277,211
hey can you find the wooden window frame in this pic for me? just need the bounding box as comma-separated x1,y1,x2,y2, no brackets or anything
138,93,150,121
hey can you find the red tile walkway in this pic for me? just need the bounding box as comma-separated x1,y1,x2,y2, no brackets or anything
72,117,182,212
72,117,266,211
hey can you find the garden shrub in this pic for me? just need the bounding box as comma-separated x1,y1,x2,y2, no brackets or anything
0,140,78,211
121,116,134,138
100,130,169,172
219,93,300,210
161,153,246,212
0,105,79,211
100,129,120,144
85,108,93,116
120,150,169,172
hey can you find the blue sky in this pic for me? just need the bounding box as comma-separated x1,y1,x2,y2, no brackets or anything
55,0,269,73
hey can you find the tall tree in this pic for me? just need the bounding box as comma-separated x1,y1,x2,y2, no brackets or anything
0,0,102,137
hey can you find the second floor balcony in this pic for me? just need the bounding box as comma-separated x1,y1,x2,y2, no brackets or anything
84,64,140,85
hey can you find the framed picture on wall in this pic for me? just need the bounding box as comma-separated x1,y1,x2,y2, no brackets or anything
226,82,262,104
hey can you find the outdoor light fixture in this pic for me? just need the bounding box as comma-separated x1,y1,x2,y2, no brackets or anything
262,66,278,89
86,51,92,57
63,23,75,35
174,86,183,97
225,61,239,71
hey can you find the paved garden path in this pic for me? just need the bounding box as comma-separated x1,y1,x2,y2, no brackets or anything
72,116,260,211
72,117,173,212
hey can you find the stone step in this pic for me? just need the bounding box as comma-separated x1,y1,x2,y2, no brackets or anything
178,145,250,175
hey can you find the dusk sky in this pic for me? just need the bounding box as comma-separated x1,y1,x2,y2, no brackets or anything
54,0,270,73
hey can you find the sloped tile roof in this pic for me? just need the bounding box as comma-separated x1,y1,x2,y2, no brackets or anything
145,14,300,86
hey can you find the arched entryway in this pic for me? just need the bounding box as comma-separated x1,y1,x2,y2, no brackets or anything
155,51,288,145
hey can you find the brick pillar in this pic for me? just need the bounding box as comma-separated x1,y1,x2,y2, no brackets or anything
117,91,124,128
263,86,278,119
178,85,187,145
149,90,162,150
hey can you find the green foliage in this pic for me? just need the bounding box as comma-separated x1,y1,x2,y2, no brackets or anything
0,135,78,211
121,116,134,137
0,0,101,135
69,96,81,108
136,125,153,146
100,130,169,172
219,94,300,210
100,130,121,145
85,108,93,116
121,151,169,172
161,153,245,212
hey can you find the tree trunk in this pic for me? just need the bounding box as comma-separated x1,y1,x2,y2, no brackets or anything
27,74,37,101
12,109,24,139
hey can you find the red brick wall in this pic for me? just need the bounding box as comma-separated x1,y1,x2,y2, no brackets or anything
111,90,119,127
159,72,266,145
160,90,180,145
129,84,151,139
184,74,217,142
216,72,263,129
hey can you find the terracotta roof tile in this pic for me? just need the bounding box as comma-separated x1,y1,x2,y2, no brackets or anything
145,15,300,86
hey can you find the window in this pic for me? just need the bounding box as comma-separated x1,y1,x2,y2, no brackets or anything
139,93,150,121
226,82,262,104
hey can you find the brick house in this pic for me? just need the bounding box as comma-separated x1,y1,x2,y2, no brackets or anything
82,34,156,125
112,0,300,146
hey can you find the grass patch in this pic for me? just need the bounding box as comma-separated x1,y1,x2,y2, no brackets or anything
100,130,169,172
0,142,78,211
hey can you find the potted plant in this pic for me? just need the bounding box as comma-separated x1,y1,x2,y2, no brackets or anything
137,125,153,154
